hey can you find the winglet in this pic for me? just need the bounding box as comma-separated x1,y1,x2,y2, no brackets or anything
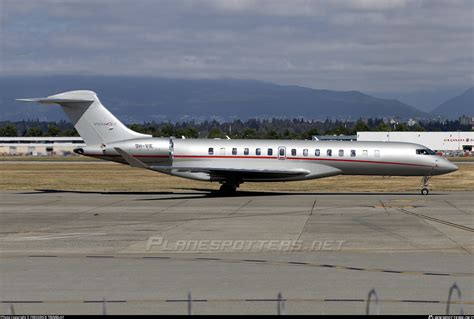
114,148,149,169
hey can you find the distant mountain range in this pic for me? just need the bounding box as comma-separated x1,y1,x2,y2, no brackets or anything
430,87,473,119
0,76,470,122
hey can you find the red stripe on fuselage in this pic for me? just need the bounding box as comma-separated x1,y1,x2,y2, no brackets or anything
85,154,169,158
175,155,277,160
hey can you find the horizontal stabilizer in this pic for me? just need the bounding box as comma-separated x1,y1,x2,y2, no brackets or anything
17,97,94,104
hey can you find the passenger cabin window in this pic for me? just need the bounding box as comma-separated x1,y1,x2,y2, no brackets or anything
327,149,332,157
339,149,344,157
279,148,285,156
303,149,308,156
232,148,237,155
291,149,297,156
350,150,356,157
256,148,261,156
374,150,380,157
268,148,273,156
363,150,368,156
315,149,320,156
416,149,436,155
244,148,249,155
208,147,214,155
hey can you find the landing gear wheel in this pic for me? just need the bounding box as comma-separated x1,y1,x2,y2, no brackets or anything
420,176,432,196
219,184,237,195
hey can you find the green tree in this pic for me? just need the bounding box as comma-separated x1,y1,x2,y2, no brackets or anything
283,129,298,139
129,124,147,134
60,128,79,136
375,122,390,131
47,124,60,136
332,125,350,135
301,128,319,140
412,123,425,132
0,123,18,136
160,124,175,137
242,127,257,139
264,129,280,139
353,120,370,133
25,127,43,137
394,123,407,131
176,127,198,138
351,120,370,135
208,127,223,138
146,125,158,135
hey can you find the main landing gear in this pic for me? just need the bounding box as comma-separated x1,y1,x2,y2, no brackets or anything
219,179,241,195
219,183,237,194
420,176,432,195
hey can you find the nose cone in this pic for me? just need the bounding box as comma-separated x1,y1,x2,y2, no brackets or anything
435,159,458,175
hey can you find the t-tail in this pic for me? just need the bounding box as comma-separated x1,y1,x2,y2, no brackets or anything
17,90,151,146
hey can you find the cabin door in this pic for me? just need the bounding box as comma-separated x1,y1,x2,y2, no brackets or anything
278,146,286,160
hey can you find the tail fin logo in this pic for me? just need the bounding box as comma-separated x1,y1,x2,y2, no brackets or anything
94,121,117,130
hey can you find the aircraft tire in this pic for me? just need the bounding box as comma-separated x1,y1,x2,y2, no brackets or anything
421,188,429,195
219,184,237,195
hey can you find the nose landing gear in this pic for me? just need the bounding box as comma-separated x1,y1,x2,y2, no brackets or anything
420,176,431,195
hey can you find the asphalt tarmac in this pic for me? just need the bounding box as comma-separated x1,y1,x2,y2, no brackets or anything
1,190,472,314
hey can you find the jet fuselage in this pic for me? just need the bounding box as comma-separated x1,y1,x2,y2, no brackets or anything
76,137,458,182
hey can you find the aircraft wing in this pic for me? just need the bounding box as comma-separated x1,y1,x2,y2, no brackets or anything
114,147,312,179
114,147,310,177
152,165,311,178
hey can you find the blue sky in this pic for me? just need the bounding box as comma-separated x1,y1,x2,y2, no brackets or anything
0,0,473,109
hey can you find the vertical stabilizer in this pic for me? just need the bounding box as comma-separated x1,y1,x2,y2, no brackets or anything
17,90,151,146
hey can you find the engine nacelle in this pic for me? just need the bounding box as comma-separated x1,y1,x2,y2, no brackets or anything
73,145,102,156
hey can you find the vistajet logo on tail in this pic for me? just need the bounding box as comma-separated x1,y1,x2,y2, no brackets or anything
94,121,117,130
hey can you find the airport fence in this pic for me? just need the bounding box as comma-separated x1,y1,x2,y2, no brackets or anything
5,283,465,315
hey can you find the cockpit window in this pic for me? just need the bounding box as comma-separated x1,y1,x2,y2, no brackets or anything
416,148,436,155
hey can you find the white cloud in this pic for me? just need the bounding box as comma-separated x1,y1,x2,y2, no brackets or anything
0,0,472,94
338,0,410,10
203,0,325,16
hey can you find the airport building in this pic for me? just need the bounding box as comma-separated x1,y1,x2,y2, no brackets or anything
357,131,474,154
0,137,85,156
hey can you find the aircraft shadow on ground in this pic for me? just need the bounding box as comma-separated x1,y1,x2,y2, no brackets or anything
18,188,445,201
22,189,182,196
